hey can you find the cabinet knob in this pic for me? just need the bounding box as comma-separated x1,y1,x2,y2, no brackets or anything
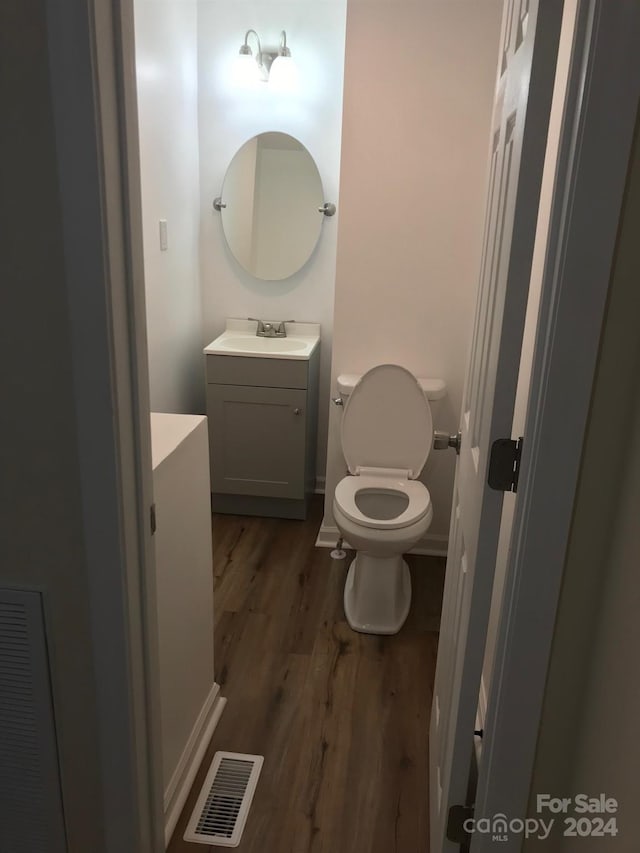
293,408,301,415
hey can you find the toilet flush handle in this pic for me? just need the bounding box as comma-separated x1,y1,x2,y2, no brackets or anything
332,396,344,407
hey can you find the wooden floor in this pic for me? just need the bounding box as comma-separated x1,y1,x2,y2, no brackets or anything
168,497,445,853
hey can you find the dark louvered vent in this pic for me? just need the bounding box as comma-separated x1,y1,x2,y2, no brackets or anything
0,590,67,853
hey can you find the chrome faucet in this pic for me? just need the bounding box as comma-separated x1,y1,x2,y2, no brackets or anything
248,318,294,338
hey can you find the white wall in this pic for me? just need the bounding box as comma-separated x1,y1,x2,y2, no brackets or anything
523,110,640,853
197,0,347,476
134,0,203,412
560,379,640,853
322,0,502,548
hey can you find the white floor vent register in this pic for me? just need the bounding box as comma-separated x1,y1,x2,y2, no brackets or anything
184,752,264,847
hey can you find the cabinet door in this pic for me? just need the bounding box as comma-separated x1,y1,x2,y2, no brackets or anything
208,384,307,499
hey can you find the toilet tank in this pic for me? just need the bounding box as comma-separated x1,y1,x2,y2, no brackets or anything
336,373,447,402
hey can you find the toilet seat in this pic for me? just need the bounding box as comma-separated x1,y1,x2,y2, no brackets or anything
334,473,432,530
341,364,433,479
333,364,439,634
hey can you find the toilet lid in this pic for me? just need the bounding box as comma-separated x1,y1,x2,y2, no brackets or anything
341,364,433,479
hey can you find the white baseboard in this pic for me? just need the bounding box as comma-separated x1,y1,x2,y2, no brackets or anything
315,523,448,557
406,533,448,557
315,524,343,550
164,682,227,847
314,475,326,495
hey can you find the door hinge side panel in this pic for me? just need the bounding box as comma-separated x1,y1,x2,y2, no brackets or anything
488,436,523,492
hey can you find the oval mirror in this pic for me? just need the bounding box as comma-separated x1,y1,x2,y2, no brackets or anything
218,132,325,280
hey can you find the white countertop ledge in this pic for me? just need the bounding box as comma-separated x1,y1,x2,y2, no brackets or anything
204,319,320,360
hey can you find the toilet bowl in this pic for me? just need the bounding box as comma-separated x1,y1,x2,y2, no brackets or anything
332,364,444,635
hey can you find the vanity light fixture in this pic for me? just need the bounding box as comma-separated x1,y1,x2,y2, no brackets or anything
236,29,266,84
236,29,297,87
268,32,298,91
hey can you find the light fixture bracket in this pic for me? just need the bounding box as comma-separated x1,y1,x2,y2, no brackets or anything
259,50,279,75
238,29,292,82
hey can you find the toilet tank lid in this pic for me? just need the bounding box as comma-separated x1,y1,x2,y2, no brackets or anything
337,373,446,400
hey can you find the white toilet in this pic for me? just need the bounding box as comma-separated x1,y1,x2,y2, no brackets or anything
333,364,446,635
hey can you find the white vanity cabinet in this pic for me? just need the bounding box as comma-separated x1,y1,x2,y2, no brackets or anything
204,322,320,520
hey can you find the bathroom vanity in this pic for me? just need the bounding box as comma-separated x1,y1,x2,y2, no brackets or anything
204,319,320,519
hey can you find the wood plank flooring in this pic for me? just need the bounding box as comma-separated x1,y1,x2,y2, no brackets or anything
168,497,445,853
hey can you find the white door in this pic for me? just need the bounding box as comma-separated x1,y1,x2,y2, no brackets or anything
430,1,563,850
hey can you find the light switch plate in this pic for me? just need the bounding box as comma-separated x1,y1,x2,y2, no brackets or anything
159,219,168,251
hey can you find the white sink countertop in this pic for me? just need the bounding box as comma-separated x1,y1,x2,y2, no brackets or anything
204,319,320,360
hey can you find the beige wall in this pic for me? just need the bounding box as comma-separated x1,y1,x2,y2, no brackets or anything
524,115,640,852
322,0,502,547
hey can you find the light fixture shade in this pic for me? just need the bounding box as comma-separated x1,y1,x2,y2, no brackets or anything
231,52,260,88
268,55,299,92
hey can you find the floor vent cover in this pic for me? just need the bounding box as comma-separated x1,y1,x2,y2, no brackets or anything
184,752,263,847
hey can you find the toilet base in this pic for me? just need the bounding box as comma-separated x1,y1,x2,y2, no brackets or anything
343,553,412,635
